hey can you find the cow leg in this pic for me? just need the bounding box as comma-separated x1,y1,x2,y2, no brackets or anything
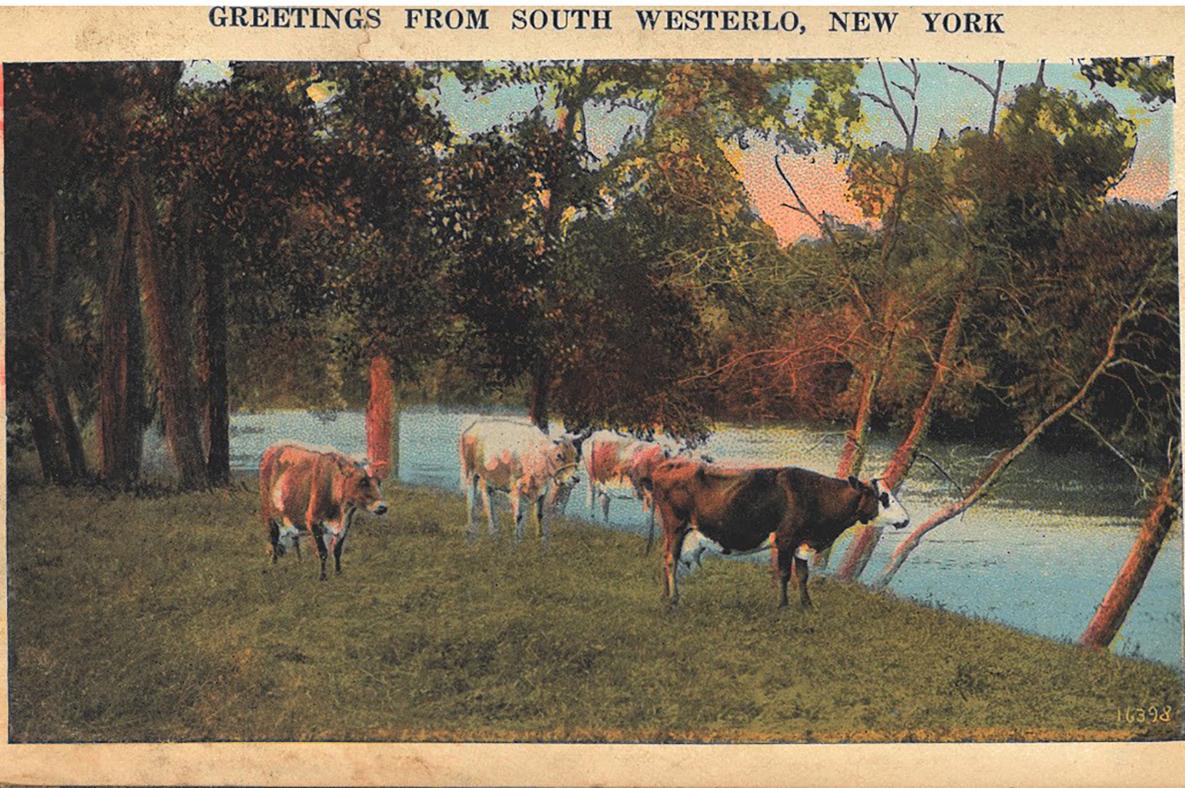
535,494,547,541
587,479,596,514
479,480,496,538
510,489,525,541
334,528,346,571
644,508,656,555
665,527,688,606
268,519,281,563
464,473,477,537
601,491,611,522
775,534,795,608
293,533,303,561
794,555,813,610
312,523,329,581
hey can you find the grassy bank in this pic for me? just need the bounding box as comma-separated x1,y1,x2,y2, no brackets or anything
7,481,1182,742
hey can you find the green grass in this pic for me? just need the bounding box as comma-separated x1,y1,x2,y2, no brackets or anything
7,480,1182,742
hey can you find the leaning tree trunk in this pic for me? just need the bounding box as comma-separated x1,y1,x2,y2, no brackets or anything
129,161,207,489
1081,470,1180,649
836,293,967,581
814,348,885,569
97,183,146,485
366,354,397,481
873,314,1125,588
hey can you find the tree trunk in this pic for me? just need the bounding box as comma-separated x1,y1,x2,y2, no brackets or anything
129,161,207,489
873,313,1126,588
366,354,396,480
1080,470,1179,649
835,293,967,581
814,350,883,569
98,183,146,485
28,379,71,483
38,195,87,482
49,363,87,479
528,358,551,432
204,247,230,487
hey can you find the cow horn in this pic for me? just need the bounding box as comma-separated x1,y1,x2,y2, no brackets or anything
570,427,594,455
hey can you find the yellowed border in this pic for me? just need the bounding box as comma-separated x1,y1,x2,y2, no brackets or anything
0,6,1182,786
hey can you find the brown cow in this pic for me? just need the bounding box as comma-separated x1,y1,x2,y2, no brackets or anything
646,461,909,608
259,442,388,580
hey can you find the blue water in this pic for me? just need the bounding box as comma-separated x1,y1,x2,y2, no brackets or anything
209,405,1183,669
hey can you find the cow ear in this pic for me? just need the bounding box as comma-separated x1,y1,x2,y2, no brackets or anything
848,475,860,489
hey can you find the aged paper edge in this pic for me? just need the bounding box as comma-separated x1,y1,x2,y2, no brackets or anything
0,5,1182,786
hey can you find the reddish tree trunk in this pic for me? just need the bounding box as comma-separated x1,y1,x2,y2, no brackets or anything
129,161,206,489
1080,470,1179,649
97,183,146,485
815,351,883,569
835,364,878,479
836,293,967,581
366,355,396,480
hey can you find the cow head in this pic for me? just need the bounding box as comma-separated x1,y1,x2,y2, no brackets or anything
345,463,389,516
550,437,582,487
849,476,909,528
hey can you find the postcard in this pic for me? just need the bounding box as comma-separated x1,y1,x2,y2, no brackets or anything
0,5,1182,786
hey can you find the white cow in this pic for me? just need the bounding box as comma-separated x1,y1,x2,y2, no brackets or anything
459,419,583,540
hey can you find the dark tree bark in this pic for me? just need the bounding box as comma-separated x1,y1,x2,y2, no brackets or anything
129,160,207,488
97,183,146,485
528,358,551,431
35,196,87,482
203,246,230,486
1081,470,1179,649
27,384,70,483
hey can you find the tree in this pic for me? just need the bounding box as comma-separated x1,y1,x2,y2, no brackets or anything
833,80,1140,579
450,59,862,431
875,198,1173,588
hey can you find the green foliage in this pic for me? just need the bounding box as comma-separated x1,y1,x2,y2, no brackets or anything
1079,57,1175,107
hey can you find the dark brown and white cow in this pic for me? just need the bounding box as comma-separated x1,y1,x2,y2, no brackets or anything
459,419,584,540
646,461,909,608
259,442,388,580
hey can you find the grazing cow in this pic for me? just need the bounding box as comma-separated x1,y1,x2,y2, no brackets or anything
584,431,671,520
646,462,909,608
459,419,584,540
584,432,712,551
259,442,388,581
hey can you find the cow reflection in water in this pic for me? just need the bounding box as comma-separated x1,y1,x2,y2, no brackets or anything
259,442,388,580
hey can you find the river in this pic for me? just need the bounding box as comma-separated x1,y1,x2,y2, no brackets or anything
206,405,1182,669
